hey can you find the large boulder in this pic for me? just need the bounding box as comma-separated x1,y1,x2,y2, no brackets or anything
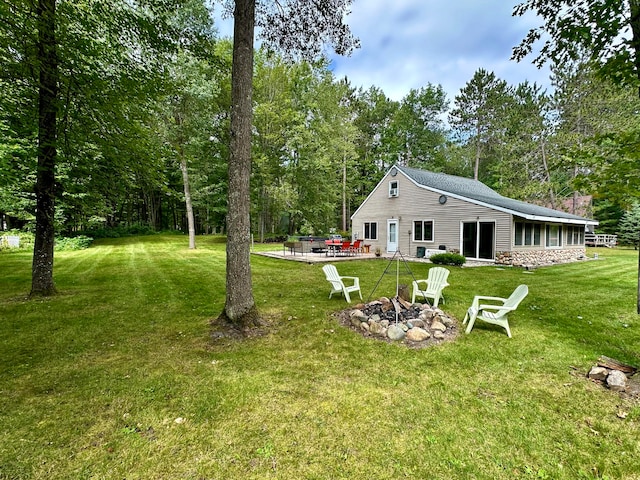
588,366,608,381
607,370,627,392
350,309,367,327
369,321,384,336
406,327,431,342
387,324,406,341
431,321,447,333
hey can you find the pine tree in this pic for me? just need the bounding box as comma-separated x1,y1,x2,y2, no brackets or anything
619,204,640,249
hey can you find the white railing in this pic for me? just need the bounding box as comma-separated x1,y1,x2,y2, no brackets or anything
585,233,617,248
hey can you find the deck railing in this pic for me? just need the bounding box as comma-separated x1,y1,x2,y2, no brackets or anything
585,233,617,248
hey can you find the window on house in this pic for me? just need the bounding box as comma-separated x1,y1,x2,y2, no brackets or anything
566,226,584,245
413,220,434,242
546,224,562,247
388,180,398,197
364,222,378,240
514,222,541,246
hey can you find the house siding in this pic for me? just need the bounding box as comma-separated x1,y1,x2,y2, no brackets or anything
352,171,512,256
352,167,594,266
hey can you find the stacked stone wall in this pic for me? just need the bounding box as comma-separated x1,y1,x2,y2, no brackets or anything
496,248,586,266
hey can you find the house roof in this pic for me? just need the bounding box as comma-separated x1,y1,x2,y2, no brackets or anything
396,165,598,225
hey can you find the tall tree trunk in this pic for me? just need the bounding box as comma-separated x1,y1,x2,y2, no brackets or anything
259,185,266,243
179,153,196,249
631,0,640,96
342,153,347,232
174,110,196,249
629,0,640,314
473,125,481,180
31,0,58,297
540,138,556,209
218,0,260,328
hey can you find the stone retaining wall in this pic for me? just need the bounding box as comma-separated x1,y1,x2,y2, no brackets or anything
496,248,586,266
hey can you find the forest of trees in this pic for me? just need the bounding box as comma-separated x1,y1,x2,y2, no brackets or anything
2,0,639,244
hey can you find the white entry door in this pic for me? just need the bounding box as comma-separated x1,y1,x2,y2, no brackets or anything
387,219,398,253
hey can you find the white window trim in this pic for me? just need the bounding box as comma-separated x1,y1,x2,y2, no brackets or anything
545,224,563,248
565,225,584,246
363,221,378,241
514,221,542,247
413,219,434,242
388,180,398,197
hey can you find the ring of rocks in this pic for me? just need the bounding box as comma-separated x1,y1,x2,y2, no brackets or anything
336,295,459,349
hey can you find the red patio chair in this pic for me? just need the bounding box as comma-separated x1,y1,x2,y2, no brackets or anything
349,239,362,255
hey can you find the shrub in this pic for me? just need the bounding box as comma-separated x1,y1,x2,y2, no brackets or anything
429,252,466,266
55,235,93,251
75,224,158,239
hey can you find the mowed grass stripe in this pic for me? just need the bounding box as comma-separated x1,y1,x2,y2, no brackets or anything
1,238,640,479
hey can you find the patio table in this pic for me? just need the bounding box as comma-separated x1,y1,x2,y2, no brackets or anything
325,239,343,257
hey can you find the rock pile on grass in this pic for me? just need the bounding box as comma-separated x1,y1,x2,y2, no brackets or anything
588,356,639,398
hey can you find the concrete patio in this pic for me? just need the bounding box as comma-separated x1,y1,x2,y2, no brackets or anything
252,248,439,264
252,248,490,266
253,249,381,263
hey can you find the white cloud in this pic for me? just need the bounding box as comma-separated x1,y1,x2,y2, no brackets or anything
211,0,553,103
329,0,552,102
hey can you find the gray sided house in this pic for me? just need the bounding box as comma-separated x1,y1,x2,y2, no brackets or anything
351,165,598,266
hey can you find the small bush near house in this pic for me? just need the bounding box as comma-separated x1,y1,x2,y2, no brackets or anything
429,252,466,266
55,235,93,251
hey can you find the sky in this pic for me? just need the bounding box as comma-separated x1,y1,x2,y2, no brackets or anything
213,0,553,104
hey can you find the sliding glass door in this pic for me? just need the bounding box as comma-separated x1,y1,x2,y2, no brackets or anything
462,221,495,260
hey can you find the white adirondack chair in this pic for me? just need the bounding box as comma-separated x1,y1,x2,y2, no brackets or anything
411,267,450,307
462,284,529,338
322,264,362,303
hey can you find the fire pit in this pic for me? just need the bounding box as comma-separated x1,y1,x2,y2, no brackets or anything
336,295,459,348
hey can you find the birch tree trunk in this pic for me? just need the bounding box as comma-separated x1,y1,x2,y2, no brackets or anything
180,154,196,249
342,153,347,232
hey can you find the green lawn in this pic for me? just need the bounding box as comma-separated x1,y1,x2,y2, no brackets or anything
1,235,639,479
